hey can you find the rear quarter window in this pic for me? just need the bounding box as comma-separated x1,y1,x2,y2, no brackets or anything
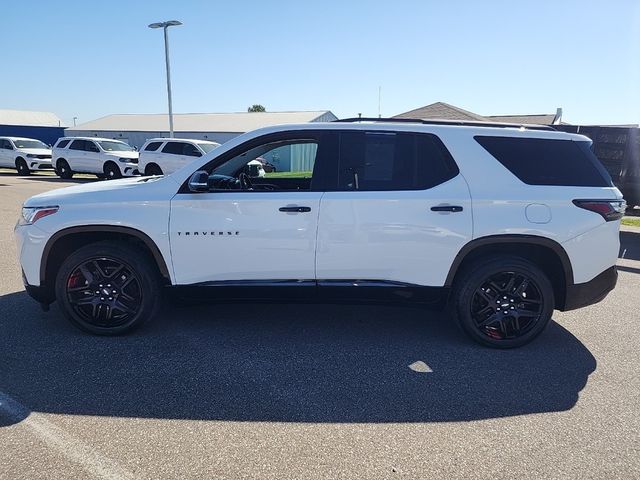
475,136,613,187
56,139,70,149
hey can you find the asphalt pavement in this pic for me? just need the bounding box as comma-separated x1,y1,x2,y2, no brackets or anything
0,171,638,479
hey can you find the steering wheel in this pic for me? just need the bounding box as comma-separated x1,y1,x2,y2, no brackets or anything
238,172,253,190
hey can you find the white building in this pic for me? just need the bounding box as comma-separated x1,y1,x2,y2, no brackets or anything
64,111,338,148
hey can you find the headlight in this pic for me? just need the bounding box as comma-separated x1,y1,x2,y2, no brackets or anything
118,157,130,163
19,206,59,225
26,154,36,158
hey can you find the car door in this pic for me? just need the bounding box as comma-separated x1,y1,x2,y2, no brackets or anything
0,140,12,167
160,141,190,174
84,140,102,173
316,130,472,287
67,140,87,171
169,130,329,285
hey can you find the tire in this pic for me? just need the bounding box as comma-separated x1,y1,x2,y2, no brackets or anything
55,241,161,335
56,159,74,179
104,162,122,180
145,164,163,176
16,158,31,175
450,255,554,348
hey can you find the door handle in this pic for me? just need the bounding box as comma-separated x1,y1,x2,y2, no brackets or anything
430,205,463,213
279,206,311,213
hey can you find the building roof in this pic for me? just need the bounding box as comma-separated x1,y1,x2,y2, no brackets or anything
70,111,337,133
393,102,488,122
394,102,562,126
0,109,66,127
485,114,557,125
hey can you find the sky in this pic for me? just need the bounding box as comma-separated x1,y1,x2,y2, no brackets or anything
1,0,639,127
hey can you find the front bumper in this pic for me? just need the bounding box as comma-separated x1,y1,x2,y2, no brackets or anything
562,266,618,311
123,164,140,176
28,159,53,170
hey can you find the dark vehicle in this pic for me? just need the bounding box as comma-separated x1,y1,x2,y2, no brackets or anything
556,125,640,208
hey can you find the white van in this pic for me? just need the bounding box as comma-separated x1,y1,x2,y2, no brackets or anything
139,138,220,176
52,137,139,179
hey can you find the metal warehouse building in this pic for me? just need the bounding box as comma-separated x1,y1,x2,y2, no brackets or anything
64,111,338,149
0,109,66,145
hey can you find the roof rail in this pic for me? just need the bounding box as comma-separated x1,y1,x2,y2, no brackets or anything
333,117,556,132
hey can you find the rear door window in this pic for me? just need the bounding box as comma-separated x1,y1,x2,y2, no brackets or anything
475,136,613,187
336,131,459,191
69,140,86,150
162,142,186,155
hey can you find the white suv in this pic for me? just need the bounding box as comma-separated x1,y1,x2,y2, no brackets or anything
138,138,220,176
0,137,53,175
15,119,625,348
52,137,139,179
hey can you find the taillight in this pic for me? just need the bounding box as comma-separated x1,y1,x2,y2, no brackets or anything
573,199,626,221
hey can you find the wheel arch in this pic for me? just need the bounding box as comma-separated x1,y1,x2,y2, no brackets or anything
445,235,574,310
41,226,171,296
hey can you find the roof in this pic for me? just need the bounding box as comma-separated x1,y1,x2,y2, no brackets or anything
485,114,557,125
70,111,337,133
393,102,488,122
144,137,220,144
394,102,562,126
60,136,131,142
0,109,66,127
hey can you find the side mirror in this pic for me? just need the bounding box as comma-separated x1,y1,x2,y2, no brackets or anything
188,171,210,193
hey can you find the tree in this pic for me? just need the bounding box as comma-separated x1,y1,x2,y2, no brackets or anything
247,104,266,112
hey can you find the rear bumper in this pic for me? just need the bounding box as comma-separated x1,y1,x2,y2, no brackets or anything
561,266,617,311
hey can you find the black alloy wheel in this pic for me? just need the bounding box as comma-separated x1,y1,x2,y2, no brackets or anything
16,158,30,175
104,162,122,179
470,271,544,341
55,241,160,335
145,164,163,176
65,257,142,328
57,159,74,179
452,255,554,348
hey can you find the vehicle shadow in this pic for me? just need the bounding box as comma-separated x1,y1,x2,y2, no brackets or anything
620,230,640,262
0,290,596,427
15,176,95,184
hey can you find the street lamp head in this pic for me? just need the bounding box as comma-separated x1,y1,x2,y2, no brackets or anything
148,20,182,29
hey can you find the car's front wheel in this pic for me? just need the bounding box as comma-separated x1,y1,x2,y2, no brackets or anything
55,241,161,335
451,255,554,348
145,164,163,176
16,158,30,175
104,162,122,180
56,159,74,179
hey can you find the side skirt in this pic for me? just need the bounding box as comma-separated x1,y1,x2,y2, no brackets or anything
169,280,449,306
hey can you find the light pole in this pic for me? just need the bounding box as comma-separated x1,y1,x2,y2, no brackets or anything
148,20,182,138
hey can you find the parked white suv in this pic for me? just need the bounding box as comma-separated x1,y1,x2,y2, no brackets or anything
0,137,53,175
15,119,625,348
138,138,220,176
52,137,139,179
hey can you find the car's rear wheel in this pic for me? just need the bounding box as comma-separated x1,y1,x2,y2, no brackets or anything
451,255,554,348
55,242,161,335
104,162,122,180
16,158,30,175
56,159,74,179
145,164,163,176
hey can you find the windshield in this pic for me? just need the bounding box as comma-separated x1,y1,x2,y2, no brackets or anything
13,139,48,149
198,142,220,154
98,141,135,152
